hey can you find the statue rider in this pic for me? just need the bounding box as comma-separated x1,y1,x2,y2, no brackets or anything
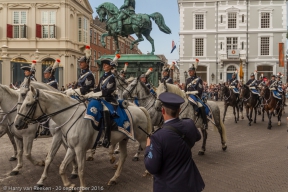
228,72,240,102
116,0,136,33
184,60,208,129
21,60,37,81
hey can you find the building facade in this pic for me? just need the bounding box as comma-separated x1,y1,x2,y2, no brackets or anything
0,0,93,87
178,0,287,84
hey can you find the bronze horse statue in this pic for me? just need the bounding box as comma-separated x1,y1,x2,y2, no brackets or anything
260,85,283,129
240,84,259,126
96,2,171,54
222,85,244,123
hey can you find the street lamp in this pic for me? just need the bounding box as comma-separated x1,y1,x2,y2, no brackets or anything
184,71,188,79
211,73,215,81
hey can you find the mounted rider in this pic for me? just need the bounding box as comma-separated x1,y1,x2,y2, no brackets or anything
185,59,208,129
228,71,240,102
269,74,276,86
161,62,174,84
43,59,60,90
64,46,95,97
116,0,136,33
21,60,37,81
140,68,156,96
246,71,262,104
269,73,284,102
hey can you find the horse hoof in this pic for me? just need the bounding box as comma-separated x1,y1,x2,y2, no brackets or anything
110,157,116,164
249,123,251,126
278,122,281,126
70,174,78,179
86,156,94,161
9,157,17,161
108,180,117,186
198,151,205,155
267,127,271,130
142,170,151,177
241,117,244,120
114,150,120,154
222,146,227,151
39,160,45,166
262,119,264,122
132,157,139,161
254,121,256,124
10,171,19,176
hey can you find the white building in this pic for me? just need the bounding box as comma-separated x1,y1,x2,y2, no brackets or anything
0,0,93,87
178,0,287,84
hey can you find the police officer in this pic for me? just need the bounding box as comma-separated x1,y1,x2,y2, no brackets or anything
144,92,205,192
21,60,37,81
43,59,60,90
185,61,208,129
65,46,95,97
92,58,117,148
161,67,173,84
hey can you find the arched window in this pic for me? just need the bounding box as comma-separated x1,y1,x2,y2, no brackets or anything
227,65,237,72
257,65,273,79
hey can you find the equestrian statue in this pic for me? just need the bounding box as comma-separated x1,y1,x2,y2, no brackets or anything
96,0,172,55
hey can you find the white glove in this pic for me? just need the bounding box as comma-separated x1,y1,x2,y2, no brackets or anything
84,91,102,99
64,88,81,97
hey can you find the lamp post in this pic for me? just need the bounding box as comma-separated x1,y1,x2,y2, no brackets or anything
211,73,215,82
184,71,188,79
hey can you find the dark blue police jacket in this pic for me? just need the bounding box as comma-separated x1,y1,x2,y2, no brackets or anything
144,118,205,192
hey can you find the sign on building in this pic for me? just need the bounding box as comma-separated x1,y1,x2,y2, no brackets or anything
227,50,240,59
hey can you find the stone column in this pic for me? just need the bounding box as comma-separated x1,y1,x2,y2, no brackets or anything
34,50,42,81
1,45,11,85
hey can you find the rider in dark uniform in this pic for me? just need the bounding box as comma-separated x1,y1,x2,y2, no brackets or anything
65,46,95,97
269,74,276,86
228,72,240,102
246,72,261,104
140,68,156,95
161,64,174,84
21,60,37,81
185,60,208,129
43,59,60,90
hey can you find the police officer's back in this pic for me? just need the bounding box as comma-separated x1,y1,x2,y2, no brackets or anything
144,92,205,192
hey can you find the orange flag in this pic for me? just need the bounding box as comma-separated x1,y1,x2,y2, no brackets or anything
239,59,244,80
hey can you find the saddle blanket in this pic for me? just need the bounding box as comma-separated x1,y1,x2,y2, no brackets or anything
232,88,239,94
250,89,260,96
277,87,283,92
188,95,215,124
84,99,135,141
272,90,282,100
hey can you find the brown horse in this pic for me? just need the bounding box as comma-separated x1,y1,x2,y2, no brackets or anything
240,84,259,126
260,85,283,129
222,85,244,123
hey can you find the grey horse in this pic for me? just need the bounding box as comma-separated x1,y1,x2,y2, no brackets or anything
155,81,227,155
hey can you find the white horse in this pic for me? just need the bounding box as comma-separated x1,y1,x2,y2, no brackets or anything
0,109,18,161
0,85,45,176
18,78,79,187
15,86,152,189
155,82,227,155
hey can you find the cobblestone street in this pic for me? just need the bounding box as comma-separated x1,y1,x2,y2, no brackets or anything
0,101,288,192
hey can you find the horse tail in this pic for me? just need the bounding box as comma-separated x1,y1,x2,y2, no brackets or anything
217,118,227,143
139,107,153,134
149,12,171,34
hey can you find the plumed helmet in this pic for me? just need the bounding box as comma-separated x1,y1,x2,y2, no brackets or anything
250,72,255,77
233,70,238,76
120,62,128,75
44,59,60,75
111,54,121,67
21,60,37,74
78,45,91,65
140,68,153,78
254,70,257,76
189,59,199,71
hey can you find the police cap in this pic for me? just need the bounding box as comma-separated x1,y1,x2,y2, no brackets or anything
159,92,184,110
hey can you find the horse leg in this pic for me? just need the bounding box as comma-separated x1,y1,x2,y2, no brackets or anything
86,148,95,161
132,143,143,161
223,105,228,123
114,143,120,154
267,111,272,129
6,130,17,161
216,119,227,151
262,107,265,121
253,107,257,123
10,137,23,176
75,147,87,192
59,148,76,188
233,106,237,123
241,102,244,119
100,32,109,48
109,144,117,167
113,35,120,54
22,136,45,166
198,129,207,155
108,138,129,185
62,143,78,179
36,132,63,187
277,108,282,126
143,31,155,54
249,107,253,125
130,29,144,52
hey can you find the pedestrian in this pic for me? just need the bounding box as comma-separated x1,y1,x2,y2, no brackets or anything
144,92,205,192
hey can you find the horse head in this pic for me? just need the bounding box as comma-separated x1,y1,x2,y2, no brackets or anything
96,2,119,22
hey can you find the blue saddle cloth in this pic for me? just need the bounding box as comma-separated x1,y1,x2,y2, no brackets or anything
272,90,282,100
250,89,260,95
278,87,283,92
84,99,135,140
232,88,239,94
188,95,212,119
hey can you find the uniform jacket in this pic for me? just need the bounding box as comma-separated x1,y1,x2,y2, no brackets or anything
94,71,116,102
246,79,257,87
229,78,238,88
25,75,37,81
76,69,95,95
161,76,173,84
144,118,205,192
269,79,277,87
185,75,203,97
46,76,58,90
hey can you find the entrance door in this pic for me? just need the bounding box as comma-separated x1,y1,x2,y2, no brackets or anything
227,73,233,81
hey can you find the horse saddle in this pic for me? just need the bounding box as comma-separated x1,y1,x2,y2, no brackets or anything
277,87,283,93
249,88,260,96
188,95,213,120
229,86,239,94
272,90,282,100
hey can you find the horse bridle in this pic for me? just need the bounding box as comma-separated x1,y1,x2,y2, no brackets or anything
17,89,81,125
0,103,18,124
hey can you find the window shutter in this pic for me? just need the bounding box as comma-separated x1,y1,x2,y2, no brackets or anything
23,24,27,38
36,24,42,38
7,24,13,38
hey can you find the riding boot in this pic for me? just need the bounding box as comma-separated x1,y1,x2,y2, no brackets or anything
102,110,111,148
200,106,208,129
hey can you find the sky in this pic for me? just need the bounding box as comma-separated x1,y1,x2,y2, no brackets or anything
88,0,179,63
